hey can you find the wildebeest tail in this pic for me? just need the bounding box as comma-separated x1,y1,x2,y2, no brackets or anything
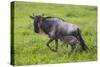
77,28,88,50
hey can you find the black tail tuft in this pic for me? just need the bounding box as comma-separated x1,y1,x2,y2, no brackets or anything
77,28,88,50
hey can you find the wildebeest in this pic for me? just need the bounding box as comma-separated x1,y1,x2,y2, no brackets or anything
30,14,88,52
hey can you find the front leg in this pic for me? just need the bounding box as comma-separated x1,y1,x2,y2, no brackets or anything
46,38,54,51
55,39,58,52
47,31,58,51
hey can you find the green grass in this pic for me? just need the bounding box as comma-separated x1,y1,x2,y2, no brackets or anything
11,1,97,65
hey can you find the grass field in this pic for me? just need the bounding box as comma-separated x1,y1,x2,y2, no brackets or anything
11,1,97,65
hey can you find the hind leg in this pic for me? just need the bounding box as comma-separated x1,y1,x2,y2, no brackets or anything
73,29,88,51
55,39,58,52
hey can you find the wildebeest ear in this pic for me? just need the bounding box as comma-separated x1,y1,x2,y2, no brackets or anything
30,16,34,19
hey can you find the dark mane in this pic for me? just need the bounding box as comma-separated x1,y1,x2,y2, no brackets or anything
43,16,65,21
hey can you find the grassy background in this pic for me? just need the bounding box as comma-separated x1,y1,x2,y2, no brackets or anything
12,1,97,65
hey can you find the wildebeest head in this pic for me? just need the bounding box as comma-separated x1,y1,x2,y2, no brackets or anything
30,14,44,33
